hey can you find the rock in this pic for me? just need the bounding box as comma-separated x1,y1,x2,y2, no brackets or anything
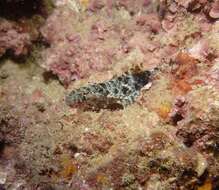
196,153,208,177
0,171,7,185
0,69,9,79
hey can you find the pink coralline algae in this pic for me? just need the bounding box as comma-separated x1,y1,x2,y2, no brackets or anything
41,34,114,85
88,0,105,12
0,19,31,58
87,0,153,13
40,3,163,86
39,0,219,87
209,1,219,19
135,13,161,33
40,8,121,85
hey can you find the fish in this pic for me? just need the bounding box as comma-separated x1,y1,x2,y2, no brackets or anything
65,70,153,111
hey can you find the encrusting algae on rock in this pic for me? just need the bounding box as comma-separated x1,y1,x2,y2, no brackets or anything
1,0,219,189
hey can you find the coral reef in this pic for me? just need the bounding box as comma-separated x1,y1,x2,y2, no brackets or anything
0,19,31,58
40,1,161,85
0,0,219,190
0,0,54,59
39,0,219,87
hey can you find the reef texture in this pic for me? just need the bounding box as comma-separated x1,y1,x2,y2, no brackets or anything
40,0,219,86
40,0,162,85
0,19,31,58
0,0,219,190
0,0,54,59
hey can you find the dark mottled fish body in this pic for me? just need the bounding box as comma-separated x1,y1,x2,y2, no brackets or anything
66,70,151,110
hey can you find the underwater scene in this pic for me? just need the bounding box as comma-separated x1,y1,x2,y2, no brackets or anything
0,0,219,189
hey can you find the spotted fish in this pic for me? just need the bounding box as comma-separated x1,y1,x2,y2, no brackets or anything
66,70,152,111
